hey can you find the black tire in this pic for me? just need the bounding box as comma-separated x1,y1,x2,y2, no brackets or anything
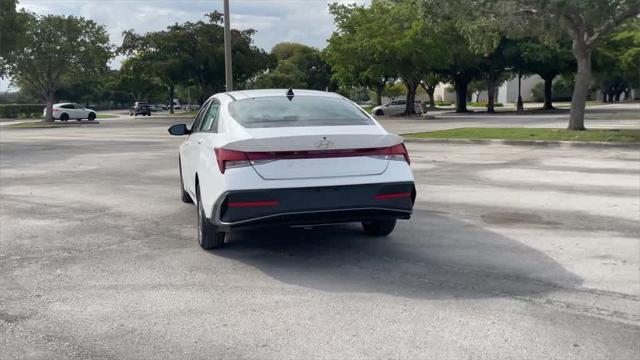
88,112,96,121
196,186,226,249
362,219,396,236
179,160,192,203
60,113,69,121
375,110,384,116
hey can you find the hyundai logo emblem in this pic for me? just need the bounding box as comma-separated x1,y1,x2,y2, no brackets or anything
315,139,334,150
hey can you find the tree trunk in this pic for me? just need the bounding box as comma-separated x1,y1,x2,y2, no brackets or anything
568,43,591,131
169,85,175,114
455,78,468,113
542,75,555,110
486,80,496,113
403,79,418,116
375,82,384,106
427,85,436,108
419,82,436,108
44,92,55,122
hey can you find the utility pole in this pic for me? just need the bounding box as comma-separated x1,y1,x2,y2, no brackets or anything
223,0,233,91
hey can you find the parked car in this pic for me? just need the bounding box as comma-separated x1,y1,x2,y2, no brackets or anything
372,99,422,116
168,89,416,250
129,102,151,116
43,103,97,121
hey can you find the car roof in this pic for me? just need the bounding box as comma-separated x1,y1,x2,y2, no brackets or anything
221,89,343,101
53,103,73,106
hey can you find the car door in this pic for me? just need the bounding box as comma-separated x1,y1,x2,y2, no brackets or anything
76,104,89,118
71,104,82,119
181,100,211,196
191,99,222,215
60,104,74,118
394,100,407,115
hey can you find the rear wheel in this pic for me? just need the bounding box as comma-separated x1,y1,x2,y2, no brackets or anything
60,113,69,121
362,219,396,236
196,186,226,249
375,110,384,116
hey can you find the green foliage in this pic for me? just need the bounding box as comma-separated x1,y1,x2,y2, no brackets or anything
0,103,44,118
254,42,331,90
325,2,398,90
468,101,503,107
593,20,640,100
383,83,406,98
531,77,574,102
119,13,270,103
254,60,307,89
0,0,29,66
406,128,640,142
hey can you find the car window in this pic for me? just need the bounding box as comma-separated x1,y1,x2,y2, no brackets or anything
74,104,83,109
61,104,74,109
199,101,220,133
228,96,374,128
191,100,211,133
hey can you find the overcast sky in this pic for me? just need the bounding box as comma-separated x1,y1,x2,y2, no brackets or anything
0,0,369,91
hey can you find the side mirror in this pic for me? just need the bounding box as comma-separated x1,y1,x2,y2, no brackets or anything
168,123,190,136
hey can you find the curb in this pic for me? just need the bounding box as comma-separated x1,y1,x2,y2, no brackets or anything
402,137,640,148
2,121,101,128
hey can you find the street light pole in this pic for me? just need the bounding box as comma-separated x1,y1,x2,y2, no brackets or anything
223,0,233,91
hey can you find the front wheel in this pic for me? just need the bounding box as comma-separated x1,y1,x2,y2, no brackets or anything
197,187,226,249
88,112,96,121
362,219,396,236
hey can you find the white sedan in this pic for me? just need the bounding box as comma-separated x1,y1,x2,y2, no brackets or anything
44,103,97,121
372,99,422,116
169,89,415,250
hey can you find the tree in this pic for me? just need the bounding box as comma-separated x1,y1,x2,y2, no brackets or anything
325,1,397,106
502,37,575,109
420,73,445,108
0,0,27,61
254,60,307,89
120,13,270,109
593,20,640,102
115,56,165,102
327,0,444,115
258,42,332,91
2,13,112,121
507,0,640,129
422,0,491,113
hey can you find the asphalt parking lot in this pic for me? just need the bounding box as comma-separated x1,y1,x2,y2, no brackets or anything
1,117,639,359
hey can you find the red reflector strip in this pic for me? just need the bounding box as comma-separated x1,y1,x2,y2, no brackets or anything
374,192,411,200
227,200,280,208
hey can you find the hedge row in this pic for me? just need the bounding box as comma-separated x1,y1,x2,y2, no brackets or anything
0,104,45,118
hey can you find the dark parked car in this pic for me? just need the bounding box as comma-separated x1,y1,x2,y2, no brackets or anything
129,102,151,116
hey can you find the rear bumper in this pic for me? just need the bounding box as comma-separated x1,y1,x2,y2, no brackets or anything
211,182,415,230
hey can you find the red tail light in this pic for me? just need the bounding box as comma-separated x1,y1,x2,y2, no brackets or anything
214,148,249,173
214,143,410,173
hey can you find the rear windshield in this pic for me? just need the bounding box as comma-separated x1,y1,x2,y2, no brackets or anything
228,96,374,128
